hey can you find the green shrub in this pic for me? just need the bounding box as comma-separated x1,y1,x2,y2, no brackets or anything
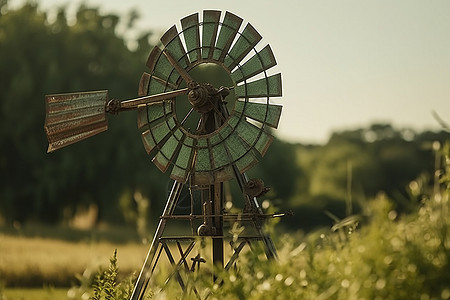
69,249,137,300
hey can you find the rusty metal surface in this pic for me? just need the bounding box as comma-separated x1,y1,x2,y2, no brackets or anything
244,178,270,198
44,90,108,152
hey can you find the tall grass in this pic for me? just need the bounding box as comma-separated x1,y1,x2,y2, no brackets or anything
73,189,449,300
2,143,449,299
77,143,450,300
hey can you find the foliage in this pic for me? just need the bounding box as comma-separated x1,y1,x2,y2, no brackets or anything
287,124,450,231
85,193,450,300
67,249,137,300
87,250,134,300
88,142,450,300
213,196,449,300
0,1,166,224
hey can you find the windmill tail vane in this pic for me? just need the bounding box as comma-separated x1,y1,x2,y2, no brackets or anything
44,88,190,153
44,90,109,153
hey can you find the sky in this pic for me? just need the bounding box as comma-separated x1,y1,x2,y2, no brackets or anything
11,0,450,143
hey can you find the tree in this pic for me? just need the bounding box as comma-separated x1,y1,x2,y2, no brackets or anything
0,2,163,223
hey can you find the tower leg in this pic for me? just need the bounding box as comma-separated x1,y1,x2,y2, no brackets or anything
212,182,224,280
130,181,184,300
235,171,278,260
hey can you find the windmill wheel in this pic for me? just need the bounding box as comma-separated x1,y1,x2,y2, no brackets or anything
137,10,282,185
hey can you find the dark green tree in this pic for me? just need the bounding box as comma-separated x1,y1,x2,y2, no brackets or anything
0,2,167,223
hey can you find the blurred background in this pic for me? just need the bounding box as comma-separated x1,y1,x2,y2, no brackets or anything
1,0,449,298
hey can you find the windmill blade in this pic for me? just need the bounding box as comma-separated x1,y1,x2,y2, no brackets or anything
213,11,243,62
181,13,201,63
230,45,277,84
201,10,221,59
146,46,180,86
223,23,262,71
228,112,274,156
234,100,282,128
170,135,195,183
44,90,109,153
160,25,190,67
235,73,282,98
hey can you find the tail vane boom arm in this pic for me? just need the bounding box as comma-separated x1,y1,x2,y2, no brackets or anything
44,88,191,152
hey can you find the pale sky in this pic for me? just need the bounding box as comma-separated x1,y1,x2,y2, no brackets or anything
12,0,450,143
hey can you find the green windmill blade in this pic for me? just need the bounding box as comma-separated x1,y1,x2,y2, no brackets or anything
213,123,259,174
227,112,274,156
202,10,221,59
181,13,201,63
146,46,180,86
160,25,190,71
224,132,259,174
137,101,173,130
224,23,262,71
235,73,282,98
170,135,195,183
190,136,215,184
193,136,211,172
137,72,174,130
152,128,184,173
234,100,282,129
138,72,177,102
230,45,277,84
213,11,243,62
209,133,232,169
141,115,177,155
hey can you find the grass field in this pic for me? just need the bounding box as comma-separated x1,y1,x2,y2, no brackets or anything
0,231,146,288
0,224,258,299
0,227,146,299
1,191,450,299
2,287,69,300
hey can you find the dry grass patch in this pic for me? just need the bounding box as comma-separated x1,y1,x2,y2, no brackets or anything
0,234,146,287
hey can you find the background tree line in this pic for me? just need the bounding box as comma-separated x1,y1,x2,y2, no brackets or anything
1,2,448,232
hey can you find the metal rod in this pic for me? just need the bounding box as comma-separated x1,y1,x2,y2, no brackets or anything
224,241,247,271
161,242,186,291
212,183,224,280
130,181,184,300
160,241,197,293
162,49,194,84
120,88,189,109
159,212,290,219
159,236,264,240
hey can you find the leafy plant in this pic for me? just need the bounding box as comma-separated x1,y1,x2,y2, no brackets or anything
87,141,450,300
68,249,136,300
89,249,136,300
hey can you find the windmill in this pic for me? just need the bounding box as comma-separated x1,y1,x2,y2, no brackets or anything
44,10,286,299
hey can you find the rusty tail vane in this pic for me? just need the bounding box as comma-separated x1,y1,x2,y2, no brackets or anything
44,90,109,153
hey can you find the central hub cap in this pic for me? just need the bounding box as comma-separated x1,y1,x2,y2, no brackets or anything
187,82,217,113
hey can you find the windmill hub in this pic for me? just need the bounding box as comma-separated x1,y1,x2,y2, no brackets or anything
187,82,230,114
